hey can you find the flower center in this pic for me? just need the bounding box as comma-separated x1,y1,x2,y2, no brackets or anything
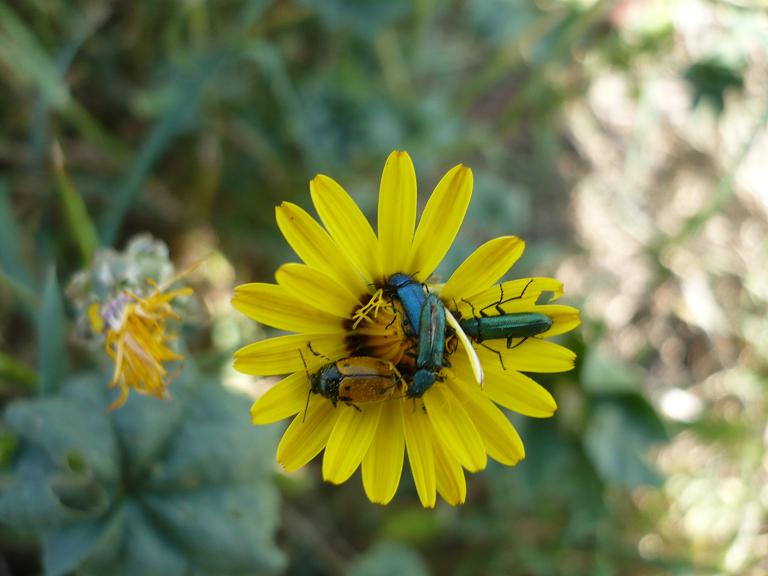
346,289,414,368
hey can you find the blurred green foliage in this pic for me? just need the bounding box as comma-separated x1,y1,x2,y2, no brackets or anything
1,371,284,575
1,0,767,574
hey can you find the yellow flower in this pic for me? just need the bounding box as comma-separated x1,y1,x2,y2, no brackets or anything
233,151,579,507
91,278,192,411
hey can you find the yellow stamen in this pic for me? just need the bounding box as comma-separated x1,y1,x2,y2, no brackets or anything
100,277,192,411
352,288,386,329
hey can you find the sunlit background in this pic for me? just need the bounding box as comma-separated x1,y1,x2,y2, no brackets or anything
1,0,767,574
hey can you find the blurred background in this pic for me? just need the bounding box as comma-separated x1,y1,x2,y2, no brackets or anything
1,0,767,574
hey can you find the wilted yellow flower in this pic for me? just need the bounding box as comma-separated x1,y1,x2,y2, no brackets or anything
90,278,192,411
233,151,579,507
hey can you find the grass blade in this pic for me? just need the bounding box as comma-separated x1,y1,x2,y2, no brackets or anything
0,180,35,292
37,267,67,396
52,142,100,264
99,54,228,245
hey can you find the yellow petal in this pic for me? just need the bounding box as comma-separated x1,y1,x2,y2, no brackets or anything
535,304,581,337
234,333,347,376
310,175,381,283
276,263,360,318
402,404,436,508
378,151,417,275
250,372,310,424
484,369,557,418
433,437,466,506
479,339,576,373
232,283,344,333
362,400,405,505
423,385,487,472
447,376,525,465
441,236,525,301
277,396,338,472
276,202,368,296
452,354,556,417
408,164,473,281
455,277,563,317
323,402,383,484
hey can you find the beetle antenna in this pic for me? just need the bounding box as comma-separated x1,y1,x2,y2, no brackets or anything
299,349,312,422
306,341,331,362
299,348,310,374
302,388,312,423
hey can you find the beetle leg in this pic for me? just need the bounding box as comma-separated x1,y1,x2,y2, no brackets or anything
479,341,506,371
506,336,529,350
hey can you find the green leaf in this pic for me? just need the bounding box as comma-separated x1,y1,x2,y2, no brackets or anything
37,267,67,396
0,428,18,467
137,383,285,573
685,58,744,113
348,541,429,576
5,380,119,485
0,180,35,295
380,509,441,544
300,0,411,35
42,509,124,576
115,502,190,576
2,372,286,574
581,348,641,395
0,4,69,109
49,473,109,515
0,350,37,393
144,381,278,490
52,143,100,264
110,379,187,476
490,418,606,537
99,55,228,245
142,483,284,574
0,448,68,529
469,0,539,45
584,397,668,488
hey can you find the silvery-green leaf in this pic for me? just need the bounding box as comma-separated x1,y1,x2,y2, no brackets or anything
349,541,429,576
144,382,277,490
4,390,118,485
42,508,124,576
142,483,284,575
114,501,190,576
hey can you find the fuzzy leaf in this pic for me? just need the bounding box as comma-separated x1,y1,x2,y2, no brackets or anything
4,386,119,485
349,541,430,576
0,448,70,529
42,510,124,576
142,483,284,575
1,372,285,574
145,381,277,490
111,378,186,475
114,502,190,576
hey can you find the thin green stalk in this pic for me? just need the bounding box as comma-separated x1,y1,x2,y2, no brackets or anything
52,142,100,265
